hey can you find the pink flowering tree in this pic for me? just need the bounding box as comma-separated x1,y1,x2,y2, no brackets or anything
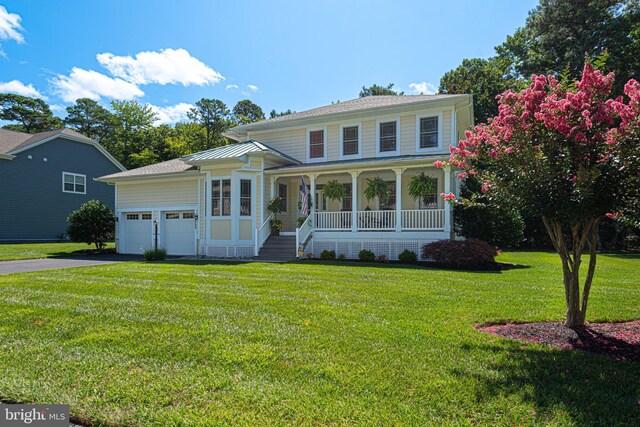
437,62,640,327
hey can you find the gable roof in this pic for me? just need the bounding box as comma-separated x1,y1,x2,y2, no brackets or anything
226,94,469,137
98,140,300,182
0,128,125,170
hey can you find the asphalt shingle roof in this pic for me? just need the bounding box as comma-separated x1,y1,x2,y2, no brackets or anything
0,128,93,154
98,158,197,180
228,95,467,135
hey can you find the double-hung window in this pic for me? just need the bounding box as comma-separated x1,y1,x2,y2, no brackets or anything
379,121,398,153
240,179,252,216
342,183,352,211
342,126,359,156
419,116,439,149
62,172,86,194
309,130,325,159
380,183,396,210
211,179,231,216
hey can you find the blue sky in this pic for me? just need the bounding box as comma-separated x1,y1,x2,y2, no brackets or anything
0,0,538,123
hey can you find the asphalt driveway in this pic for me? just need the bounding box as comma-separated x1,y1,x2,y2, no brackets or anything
0,254,142,274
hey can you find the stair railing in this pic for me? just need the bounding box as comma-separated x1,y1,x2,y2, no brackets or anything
295,215,313,258
255,213,273,256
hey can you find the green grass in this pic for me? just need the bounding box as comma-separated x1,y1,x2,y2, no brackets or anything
0,242,114,261
0,252,638,426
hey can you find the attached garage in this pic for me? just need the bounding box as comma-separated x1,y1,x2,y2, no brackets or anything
122,212,152,254
162,210,196,256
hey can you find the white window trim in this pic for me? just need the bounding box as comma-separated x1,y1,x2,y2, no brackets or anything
62,172,87,195
416,112,443,153
339,123,362,160
209,176,232,219
376,118,400,157
306,127,327,162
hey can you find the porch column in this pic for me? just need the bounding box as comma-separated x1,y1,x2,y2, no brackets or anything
443,166,452,233
270,176,277,201
349,171,359,231
393,168,404,232
309,174,316,221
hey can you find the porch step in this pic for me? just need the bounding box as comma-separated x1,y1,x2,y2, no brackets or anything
254,235,297,261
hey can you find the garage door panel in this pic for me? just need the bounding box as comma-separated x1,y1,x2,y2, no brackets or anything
163,211,195,256
123,212,152,254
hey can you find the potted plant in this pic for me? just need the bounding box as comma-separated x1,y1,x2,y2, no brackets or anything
364,176,390,208
267,197,283,235
322,179,346,203
408,171,436,207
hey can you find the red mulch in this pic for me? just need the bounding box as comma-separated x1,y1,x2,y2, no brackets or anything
477,320,640,362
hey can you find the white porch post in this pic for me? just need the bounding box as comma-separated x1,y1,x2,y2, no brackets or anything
350,171,359,231
444,166,452,234
309,174,316,221
394,168,404,232
270,176,277,201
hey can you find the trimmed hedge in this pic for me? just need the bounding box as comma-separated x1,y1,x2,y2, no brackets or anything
320,250,336,260
422,238,498,270
358,249,375,262
398,249,418,264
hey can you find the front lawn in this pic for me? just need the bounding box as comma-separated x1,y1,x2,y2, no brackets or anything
0,242,114,261
0,252,638,425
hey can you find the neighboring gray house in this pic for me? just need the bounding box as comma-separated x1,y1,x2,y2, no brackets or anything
0,128,125,242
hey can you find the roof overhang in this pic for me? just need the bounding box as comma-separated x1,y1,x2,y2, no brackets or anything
225,95,471,140
96,170,201,184
0,153,16,160
9,134,126,171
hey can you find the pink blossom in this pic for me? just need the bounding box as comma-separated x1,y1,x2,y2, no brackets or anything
433,160,444,169
457,172,468,179
440,192,456,202
606,212,621,220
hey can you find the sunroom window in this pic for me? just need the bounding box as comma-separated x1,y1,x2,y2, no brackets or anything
240,179,252,216
212,179,231,216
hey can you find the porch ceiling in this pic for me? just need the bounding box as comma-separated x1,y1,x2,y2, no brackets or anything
264,153,447,176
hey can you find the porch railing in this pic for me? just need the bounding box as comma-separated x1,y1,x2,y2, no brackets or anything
357,210,396,230
295,215,313,258
311,209,446,231
315,211,352,231
254,213,273,256
402,209,445,230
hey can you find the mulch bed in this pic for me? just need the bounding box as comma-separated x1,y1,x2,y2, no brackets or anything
69,248,116,256
477,320,640,362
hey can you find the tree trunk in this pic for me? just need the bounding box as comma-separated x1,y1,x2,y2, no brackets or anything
542,217,600,328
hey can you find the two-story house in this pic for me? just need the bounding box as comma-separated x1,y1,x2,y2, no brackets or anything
98,94,473,260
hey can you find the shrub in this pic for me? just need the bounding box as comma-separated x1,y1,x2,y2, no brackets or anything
143,247,167,261
421,238,498,269
320,250,336,260
376,254,388,263
337,253,346,261
398,249,417,264
358,249,375,262
453,202,525,248
66,200,116,250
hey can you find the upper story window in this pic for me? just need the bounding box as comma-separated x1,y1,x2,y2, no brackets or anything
240,179,252,216
342,126,359,156
309,129,325,159
379,121,398,153
62,172,86,194
419,116,439,149
211,179,231,216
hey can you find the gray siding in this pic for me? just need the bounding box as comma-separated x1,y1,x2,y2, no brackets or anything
0,137,121,241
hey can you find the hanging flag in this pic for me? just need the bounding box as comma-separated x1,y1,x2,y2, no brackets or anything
300,176,309,217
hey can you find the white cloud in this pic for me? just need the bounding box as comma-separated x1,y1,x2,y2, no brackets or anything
409,81,437,95
0,80,46,99
247,84,259,92
150,103,194,125
96,48,224,86
0,5,25,56
50,67,144,102
225,84,238,91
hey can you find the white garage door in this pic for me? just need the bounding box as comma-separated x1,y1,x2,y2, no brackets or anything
163,211,195,256
123,212,152,254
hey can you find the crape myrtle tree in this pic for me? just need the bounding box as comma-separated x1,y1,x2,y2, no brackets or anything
436,62,640,327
